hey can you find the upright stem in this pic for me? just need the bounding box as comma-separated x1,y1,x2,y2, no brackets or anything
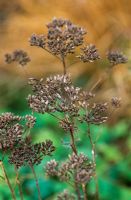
69,126,78,155
0,161,16,200
87,124,99,200
69,126,82,200
30,165,42,200
61,55,66,75
82,184,88,200
14,166,24,200
74,176,81,200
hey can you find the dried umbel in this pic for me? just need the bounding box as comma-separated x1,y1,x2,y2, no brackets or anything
29,33,46,48
57,190,76,200
0,113,22,151
29,18,86,57
107,50,128,66
5,50,30,66
9,139,55,168
27,74,81,117
47,18,86,56
46,153,94,184
0,113,36,151
77,44,100,63
82,103,109,125
111,97,121,108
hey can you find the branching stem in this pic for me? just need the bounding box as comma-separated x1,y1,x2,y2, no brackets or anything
14,166,24,200
82,184,88,200
0,161,16,200
61,55,67,75
30,165,42,200
87,123,99,200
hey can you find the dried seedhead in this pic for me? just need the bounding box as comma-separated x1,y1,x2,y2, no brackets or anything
46,153,94,184
57,190,76,200
5,50,30,66
9,139,55,168
0,113,36,151
107,50,128,66
111,97,121,108
28,17,86,57
77,44,100,63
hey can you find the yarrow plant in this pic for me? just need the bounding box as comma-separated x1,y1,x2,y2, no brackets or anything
3,17,127,200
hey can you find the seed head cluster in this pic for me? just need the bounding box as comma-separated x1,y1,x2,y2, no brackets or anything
107,50,128,66
77,44,100,63
46,153,94,184
28,18,86,57
5,50,30,66
9,139,55,168
57,190,76,200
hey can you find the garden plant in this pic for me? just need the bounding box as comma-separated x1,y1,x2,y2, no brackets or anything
1,18,128,200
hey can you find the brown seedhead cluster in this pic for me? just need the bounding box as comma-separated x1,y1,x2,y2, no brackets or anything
2,17,128,200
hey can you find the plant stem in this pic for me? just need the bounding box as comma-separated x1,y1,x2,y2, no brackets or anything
0,161,16,200
87,123,99,200
69,126,78,155
30,165,42,200
14,166,24,200
61,55,66,75
82,184,88,200
74,178,81,200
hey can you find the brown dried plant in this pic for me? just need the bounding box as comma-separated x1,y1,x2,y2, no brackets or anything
4,17,127,200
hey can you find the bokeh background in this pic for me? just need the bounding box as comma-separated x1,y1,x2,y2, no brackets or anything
0,0,131,199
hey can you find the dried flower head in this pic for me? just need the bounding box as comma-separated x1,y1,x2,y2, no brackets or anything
107,50,128,66
25,115,36,128
27,74,81,117
46,159,58,176
83,103,108,125
47,18,86,56
29,33,46,48
77,44,100,62
5,50,30,66
111,97,121,108
57,190,76,200
46,153,93,184
0,113,23,151
9,140,55,168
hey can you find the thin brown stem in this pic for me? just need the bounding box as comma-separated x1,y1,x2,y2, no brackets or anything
74,175,81,200
42,47,61,61
14,166,24,200
30,165,42,200
0,161,16,200
82,184,88,200
69,126,78,155
87,123,99,200
61,55,67,75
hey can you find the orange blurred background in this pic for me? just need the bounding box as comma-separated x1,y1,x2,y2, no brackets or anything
0,0,131,118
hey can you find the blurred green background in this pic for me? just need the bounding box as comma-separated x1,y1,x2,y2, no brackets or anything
0,0,131,199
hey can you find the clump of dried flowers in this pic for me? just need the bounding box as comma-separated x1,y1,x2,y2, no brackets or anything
4,17,128,200
0,112,55,200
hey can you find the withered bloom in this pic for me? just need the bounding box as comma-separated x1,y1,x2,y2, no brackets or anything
45,153,93,184
82,103,108,125
9,140,55,168
47,18,86,56
0,113,22,151
27,74,81,117
111,97,121,108
57,190,76,200
107,50,128,66
77,44,100,63
29,33,46,48
5,50,30,66
0,113,36,151
29,18,86,57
